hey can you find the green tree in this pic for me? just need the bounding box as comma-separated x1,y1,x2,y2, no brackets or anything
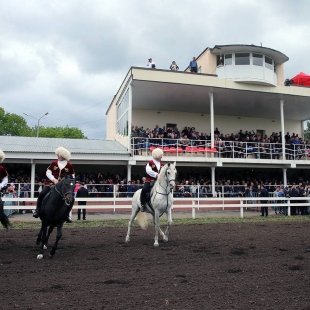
0,107,88,138
0,107,32,136
38,126,87,139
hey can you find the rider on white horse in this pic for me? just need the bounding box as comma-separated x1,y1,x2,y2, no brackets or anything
33,146,75,222
140,147,164,212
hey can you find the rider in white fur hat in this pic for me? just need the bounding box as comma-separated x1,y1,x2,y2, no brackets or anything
140,147,164,212
55,146,71,161
33,146,75,222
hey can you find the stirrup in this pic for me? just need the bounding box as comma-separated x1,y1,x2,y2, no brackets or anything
33,210,39,218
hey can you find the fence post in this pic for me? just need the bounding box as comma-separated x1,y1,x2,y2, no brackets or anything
287,200,291,216
113,185,116,212
240,201,244,218
192,200,195,219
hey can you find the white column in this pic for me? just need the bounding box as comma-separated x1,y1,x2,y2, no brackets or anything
209,92,214,148
280,99,285,160
211,166,216,197
282,168,287,186
30,161,35,198
127,165,132,181
128,82,133,152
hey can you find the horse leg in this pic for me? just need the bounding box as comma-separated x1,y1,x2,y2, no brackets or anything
164,206,173,241
153,211,160,247
37,222,48,259
45,225,55,249
152,216,167,242
49,223,63,257
36,227,43,245
125,206,139,243
0,199,10,230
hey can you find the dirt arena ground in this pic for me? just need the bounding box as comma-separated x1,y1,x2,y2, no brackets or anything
0,220,310,310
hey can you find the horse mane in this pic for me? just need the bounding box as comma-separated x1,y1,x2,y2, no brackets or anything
157,163,168,183
156,162,176,184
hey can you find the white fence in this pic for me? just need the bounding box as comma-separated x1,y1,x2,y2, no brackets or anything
2,196,310,219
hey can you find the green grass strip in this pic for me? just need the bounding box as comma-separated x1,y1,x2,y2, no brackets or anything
7,215,310,230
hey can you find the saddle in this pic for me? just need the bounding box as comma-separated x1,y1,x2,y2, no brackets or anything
42,185,55,205
141,181,155,210
42,192,51,205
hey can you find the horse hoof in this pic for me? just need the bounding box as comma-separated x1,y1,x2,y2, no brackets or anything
163,237,168,242
125,238,130,243
37,254,43,260
154,243,159,247
43,245,47,250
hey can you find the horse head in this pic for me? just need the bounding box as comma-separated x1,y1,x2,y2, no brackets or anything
56,175,75,206
165,162,177,190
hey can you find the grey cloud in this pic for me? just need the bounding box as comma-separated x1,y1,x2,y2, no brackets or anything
1,0,310,139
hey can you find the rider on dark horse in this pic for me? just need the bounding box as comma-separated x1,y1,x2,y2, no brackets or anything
140,147,164,212
33,146,75,223
0,149,10,228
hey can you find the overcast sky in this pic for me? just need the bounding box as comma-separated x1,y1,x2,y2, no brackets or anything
1,0,309,139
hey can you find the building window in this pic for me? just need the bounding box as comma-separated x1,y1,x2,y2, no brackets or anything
265,56,273,70
117,89,129,136
235,53,250,65
216,55,224,66
225,54,232,65
253,53,263,66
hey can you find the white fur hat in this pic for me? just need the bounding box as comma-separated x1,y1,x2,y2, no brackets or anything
152,147,163,159
55,147,71,161
0,149,5,163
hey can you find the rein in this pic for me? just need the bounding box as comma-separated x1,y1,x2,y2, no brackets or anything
54,180,73,202
155,168,175,196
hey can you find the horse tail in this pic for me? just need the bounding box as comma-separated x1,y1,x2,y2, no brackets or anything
136,212,148,230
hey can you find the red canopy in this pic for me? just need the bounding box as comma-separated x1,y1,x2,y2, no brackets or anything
291,72,310,86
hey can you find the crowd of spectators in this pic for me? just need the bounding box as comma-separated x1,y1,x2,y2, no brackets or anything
131,125,310,159
1,169,309,197
2,168,310,216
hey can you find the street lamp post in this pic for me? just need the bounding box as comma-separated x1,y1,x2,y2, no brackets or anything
23,112,49,137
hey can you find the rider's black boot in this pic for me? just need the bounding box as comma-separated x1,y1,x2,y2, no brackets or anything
33,210,39,218
140,191,149,212
33,198,42,218
66,214,72,223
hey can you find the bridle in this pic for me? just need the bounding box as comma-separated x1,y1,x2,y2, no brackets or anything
156,165,176,196
54,178,75,206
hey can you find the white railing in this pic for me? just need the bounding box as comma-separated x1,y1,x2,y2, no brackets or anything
131,137,309,161
3,196,309,219
1,183,296,200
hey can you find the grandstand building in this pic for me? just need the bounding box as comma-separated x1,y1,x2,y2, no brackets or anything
106,44,310,194
2,44,310,197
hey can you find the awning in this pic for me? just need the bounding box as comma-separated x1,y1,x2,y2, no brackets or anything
291,72,310,86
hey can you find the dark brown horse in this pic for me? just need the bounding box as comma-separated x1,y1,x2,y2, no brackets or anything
36,176,75,259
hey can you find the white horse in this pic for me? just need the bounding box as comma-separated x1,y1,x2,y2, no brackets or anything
125,162,177,247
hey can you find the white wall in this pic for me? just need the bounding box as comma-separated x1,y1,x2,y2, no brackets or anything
133,109,301,137
216,65,277,86
106,100,117,140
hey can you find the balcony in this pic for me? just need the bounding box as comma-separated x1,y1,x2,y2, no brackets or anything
131,137,309,163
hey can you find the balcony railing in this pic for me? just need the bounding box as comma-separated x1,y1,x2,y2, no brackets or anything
131,137,309,161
